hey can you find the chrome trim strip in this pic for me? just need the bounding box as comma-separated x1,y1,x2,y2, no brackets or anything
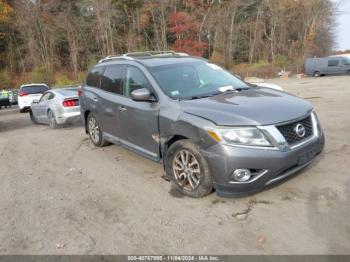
229,169,269,184
224,143,279,151
258,125,289,151
265,159,314,186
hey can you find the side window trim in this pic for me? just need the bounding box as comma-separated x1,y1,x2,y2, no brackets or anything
124,65,157,99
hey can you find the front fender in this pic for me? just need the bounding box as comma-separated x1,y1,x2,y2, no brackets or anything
159,112,217,159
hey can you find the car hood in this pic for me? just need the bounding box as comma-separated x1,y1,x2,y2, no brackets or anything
180,87,313,126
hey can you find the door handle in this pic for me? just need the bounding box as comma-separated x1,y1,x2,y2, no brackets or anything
118,106,127,111
93,97,98,102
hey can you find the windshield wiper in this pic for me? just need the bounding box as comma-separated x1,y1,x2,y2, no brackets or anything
187,94,214,100
183,87,250,100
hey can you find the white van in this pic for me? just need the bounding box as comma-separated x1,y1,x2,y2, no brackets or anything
305,56,350,77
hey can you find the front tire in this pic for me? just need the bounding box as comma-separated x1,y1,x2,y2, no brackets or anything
313,71,321,77
347,70,350,76
87,113,109,147
165,140,213,198
30,110,38,124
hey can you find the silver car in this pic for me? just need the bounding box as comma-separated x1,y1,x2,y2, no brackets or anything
30,88,81,128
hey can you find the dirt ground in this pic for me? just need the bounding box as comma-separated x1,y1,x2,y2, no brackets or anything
0,75,349,255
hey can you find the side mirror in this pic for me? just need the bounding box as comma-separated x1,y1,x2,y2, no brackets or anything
32,99,39,104
131,88,156,102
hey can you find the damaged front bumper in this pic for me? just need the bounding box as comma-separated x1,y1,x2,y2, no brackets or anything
201,132,325,197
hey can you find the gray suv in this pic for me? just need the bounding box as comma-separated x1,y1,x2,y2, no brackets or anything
80,51,325,198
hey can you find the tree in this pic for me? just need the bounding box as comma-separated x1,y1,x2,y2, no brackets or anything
169,11,207,56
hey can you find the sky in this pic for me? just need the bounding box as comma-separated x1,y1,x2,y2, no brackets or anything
333,0,350,50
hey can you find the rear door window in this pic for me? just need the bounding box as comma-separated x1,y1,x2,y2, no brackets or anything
328,60,340,67
21,85,49,94
86,67,104,88
100,65,125,95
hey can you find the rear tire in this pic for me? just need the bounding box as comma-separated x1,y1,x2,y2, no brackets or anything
48,110,59,129
87,113,109,147
313,71,321,77
165,140,213,198
347,70,350,76
19,108,26,113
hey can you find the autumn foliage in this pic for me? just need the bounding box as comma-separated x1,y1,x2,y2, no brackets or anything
169,11,207,56
0,0,337,88
0,0,12,23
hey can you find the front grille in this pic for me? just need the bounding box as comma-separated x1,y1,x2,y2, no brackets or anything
277,115,313,145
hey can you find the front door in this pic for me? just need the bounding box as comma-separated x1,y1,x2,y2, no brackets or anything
118,66,160,161
34,92,51,122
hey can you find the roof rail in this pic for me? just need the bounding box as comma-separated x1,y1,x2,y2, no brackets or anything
98,54,134,63
98,50,189,63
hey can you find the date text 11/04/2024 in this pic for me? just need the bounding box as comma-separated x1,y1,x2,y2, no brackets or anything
127,256,220,261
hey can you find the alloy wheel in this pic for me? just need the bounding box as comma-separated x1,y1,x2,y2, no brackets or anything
88,117,100,144
172,150,201,192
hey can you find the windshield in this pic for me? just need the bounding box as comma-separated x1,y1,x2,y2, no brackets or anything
150,62,249,99
21,85,49,94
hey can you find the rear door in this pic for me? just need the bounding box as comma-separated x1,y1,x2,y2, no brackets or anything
83,66,105,124
118,66,160,161
97,65,125,138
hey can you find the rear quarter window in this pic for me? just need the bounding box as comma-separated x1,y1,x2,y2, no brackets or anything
86,67,104,88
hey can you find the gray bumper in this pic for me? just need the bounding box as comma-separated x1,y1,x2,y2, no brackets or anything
201,134,325,197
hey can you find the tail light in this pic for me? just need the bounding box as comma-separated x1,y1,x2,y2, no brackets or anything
19,92,28,97
62,99,79,107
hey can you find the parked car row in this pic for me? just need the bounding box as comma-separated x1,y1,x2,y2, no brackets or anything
0,89,18,109
13,51,325,198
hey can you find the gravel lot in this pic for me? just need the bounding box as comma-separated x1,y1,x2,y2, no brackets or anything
0,76,349,255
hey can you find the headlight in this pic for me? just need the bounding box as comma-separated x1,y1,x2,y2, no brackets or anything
208,127,272,147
